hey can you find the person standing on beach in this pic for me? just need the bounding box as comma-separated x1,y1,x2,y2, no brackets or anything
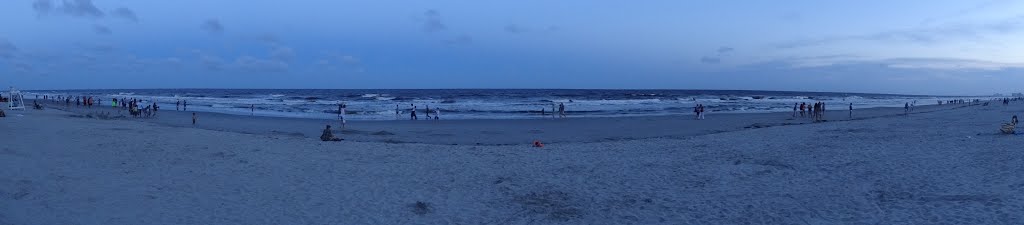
425,105,431,119
183,100,188,111
904,102,909,115
176,100,180,111
552,103,557,119
799,103,806,117
696,104,704,119
434,108,440,120
699,104,706,120
792,103,798,117
411,104,418,120
192,112,197,125
251,104,255,116
558,103,566,118
338,102,347,129
848,103,853,119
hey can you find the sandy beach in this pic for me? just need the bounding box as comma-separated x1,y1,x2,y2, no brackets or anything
2,101,1022,224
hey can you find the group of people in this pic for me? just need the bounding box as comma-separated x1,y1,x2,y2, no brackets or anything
693,104,706,120
794,102,827,121
115,98,159,118
540,103,568,119
176,100,189,111
397,104,442,120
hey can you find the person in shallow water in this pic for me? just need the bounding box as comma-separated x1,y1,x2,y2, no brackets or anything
320,125,342,141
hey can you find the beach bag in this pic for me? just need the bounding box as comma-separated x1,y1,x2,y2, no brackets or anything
1001,123,1015,134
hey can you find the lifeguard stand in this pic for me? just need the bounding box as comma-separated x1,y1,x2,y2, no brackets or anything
8,86,25,110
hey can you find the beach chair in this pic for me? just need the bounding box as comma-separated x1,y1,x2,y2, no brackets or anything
1001,123,1015,134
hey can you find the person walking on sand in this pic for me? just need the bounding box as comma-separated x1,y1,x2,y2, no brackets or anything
558,103,566,118
192,112,197,125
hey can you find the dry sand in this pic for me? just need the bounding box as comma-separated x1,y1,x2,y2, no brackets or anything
1,101,1022,224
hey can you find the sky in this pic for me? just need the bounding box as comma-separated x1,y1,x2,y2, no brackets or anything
1,0,1024,95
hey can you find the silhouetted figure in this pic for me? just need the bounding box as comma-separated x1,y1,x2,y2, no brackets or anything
320,125,342,141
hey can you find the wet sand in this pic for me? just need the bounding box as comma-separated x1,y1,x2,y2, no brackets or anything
1,101,1021,224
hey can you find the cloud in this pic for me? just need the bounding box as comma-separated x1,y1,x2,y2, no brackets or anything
200,55,224,71
233,56,288,72
269,45,295,61
255,33,281,44
0,39,18,60
317,53,364,72
110,8,138,22
32,0,53,16
93,25,111,35
771,54,1024,71
201,19,224,34
59,0,104,18
442,35,473,45
717,47,734,53
422,10,446,33
505,24,528,33
778,15,1024,49
700,57,721,64
77,43,116,53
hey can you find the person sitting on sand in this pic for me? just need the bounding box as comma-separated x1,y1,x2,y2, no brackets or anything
320,125,343,141
0,108,6,117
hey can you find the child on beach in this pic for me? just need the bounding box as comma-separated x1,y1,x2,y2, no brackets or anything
434,108,440,120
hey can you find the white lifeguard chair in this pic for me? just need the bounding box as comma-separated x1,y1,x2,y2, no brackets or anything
8,86,25,110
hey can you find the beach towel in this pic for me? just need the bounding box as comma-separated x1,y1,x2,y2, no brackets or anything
1000,123,1015,134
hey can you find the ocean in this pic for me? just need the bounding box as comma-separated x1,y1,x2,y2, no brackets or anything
25,89,956,120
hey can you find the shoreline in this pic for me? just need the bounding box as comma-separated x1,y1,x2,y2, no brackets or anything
39,100,975,145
